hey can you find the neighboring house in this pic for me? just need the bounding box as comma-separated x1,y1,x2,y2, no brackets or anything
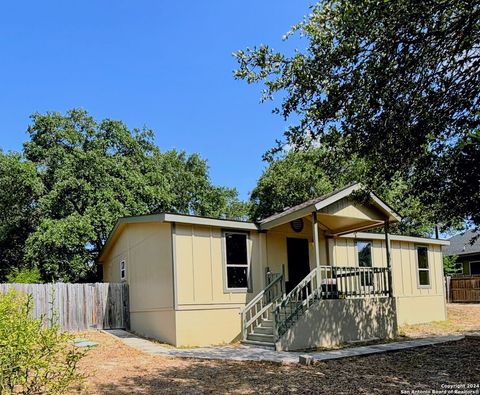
98,183,449,350
444,230,480,275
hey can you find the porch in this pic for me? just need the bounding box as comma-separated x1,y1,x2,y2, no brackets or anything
241,184,401,350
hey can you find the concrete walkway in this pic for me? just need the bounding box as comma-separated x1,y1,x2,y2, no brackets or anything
104,329,464,365
104,330,303,364
307,335,464,361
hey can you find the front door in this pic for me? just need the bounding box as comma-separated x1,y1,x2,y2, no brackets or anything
286,238,311,293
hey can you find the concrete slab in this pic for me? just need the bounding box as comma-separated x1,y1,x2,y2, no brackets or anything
103,330,302,364
308,335,464,361
103,330,464,365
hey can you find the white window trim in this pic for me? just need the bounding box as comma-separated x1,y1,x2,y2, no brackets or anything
120,260,126,282
355,240,374,287
415,245,431,289
355,240,374,267
222,230,251,293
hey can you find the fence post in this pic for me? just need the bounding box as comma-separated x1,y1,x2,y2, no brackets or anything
445,276,451,303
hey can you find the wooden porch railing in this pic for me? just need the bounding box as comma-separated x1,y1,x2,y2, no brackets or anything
274,266,391,338
240,271,285,341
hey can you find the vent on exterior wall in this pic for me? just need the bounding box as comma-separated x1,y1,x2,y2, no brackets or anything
290,218,304,233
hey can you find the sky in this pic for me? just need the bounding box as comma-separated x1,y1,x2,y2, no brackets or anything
0,1,313,200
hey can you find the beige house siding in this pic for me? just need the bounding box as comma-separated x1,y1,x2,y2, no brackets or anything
101,222,176,343
175,308,242,346
101,216,447,347
265,220,328,280
391,241,446,324
173,224,264,306
321,197,386,221
330,236,446,324
330,237,387,268
277,297,397,351
172,223,266,346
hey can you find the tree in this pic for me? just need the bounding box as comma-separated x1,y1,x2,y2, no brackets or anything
443,255,459,276
6,267,42,284
235,0,480,230
0,152,42,280
250,148,361,220
1,109,247,282
251,148,439,236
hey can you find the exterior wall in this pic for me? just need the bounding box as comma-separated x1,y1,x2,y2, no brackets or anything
331,237,446,325
130,311,176,345
175,308,242,347
102,222,176,344
330,237,387,268
321,197,386,221
455,253,480,275
391,241,446,324
172,223,266,346
265,220,328,281
277,297,397,351
102,230,129,283
102,217,448,348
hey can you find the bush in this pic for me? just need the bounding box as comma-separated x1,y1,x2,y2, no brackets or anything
6,267,42,284
0,290,86,394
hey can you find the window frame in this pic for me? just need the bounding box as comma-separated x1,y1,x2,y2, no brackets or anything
222,230,251,293
120,259,126,282
355,240,373,287
415,245,431,288
469,261,480,276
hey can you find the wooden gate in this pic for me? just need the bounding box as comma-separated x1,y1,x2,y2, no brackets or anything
0,282,129,331
449,275,480,303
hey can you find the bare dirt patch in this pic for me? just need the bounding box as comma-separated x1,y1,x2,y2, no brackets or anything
72,304,480,394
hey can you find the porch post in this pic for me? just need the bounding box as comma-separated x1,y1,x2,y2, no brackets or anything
312,212,321,287
384,221,393,297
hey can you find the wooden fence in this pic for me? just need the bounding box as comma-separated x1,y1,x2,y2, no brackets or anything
0,282,129,331
447,275,480,303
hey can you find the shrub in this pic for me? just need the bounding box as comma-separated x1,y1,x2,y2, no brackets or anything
0,290,86,394
6,267,42,284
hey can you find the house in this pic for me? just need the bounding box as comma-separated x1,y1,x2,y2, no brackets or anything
444,230,480,275
98,183,449,351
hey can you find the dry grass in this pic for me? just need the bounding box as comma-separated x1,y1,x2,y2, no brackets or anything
400,304,480,338
72,304,480,394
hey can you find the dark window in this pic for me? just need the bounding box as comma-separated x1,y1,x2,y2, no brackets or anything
120,260,126,281
471,261,480,275
417,246,430,286
357,241,373,286
225,233,249,289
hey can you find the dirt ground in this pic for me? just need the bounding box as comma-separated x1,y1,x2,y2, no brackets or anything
74,304,480,395
400,303,480,337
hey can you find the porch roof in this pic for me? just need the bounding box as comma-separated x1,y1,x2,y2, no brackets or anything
258,183,402,235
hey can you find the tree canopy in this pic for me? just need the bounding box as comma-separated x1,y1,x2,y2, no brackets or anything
250,148,438,236
235,0,480,230
1,109,248,282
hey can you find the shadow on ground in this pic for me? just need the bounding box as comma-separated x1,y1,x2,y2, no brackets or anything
91,338,480,395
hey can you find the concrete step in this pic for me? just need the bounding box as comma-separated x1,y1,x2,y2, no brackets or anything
247,333,274,343
241,339,275,350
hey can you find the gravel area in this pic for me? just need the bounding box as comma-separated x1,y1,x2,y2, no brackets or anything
73,304,480,394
